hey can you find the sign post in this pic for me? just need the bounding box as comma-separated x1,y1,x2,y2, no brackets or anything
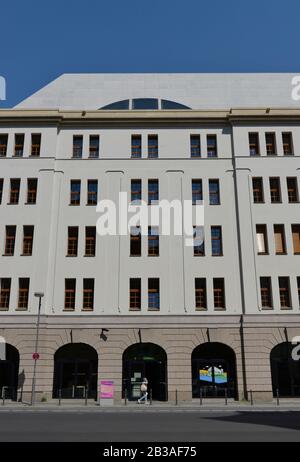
99,380,115,406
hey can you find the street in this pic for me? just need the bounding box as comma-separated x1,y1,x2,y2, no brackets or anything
0,409,300,442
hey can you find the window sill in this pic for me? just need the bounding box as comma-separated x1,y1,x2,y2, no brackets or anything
7,203,18,206
86,203,97,206
194,254,205,257
84,255,95,258
195,308,208,312
258,253,269,256
148,254,160,257
212,254,224,257
24,203,36,205
214,307,226,311
280,306,292,310
66,255,78,258
130,255,142,258
63,309,75,312
261,306,273,310
2,254,14,257
15,308,28,312
275,253,287,256
0,308,9,312
20,254,32,257
82,309,94,312
294,253,300,255
129,308,141,312
69,204,80,206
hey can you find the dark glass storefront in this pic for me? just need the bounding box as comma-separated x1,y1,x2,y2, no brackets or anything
270,342,300,397
0,344,19,401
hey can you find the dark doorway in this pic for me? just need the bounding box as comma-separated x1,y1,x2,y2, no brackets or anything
53,343,98,399
270,342,300,397
0,344,19,401
192,342,237,399
123,343,168,401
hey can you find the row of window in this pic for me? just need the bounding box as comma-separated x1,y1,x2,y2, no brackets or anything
249,132,294,156
252,177,299,204
256,224,300,255
0,178,38,205
0,133,41,158
259,276,300,309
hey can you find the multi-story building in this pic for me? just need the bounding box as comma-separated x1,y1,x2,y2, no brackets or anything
0,73,300,402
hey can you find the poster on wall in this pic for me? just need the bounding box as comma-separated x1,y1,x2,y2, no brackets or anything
199,366,228,384
99,380,115,405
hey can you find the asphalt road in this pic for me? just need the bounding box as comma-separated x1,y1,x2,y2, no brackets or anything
0,409,300,442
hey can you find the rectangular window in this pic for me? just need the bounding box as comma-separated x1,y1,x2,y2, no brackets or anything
148,278,160,311
70,180,81,205
209,179,220,205
131,179,142,203
297,277,300,307
148,135,158,158
89,135,99,158
269,177,281,203
252,177,264,203
67,227,78,257
131,135,142,158
9,179,20,204
256,225,268,254
191,135,201,157
265,132,276,155
195,278,207,311
23,226,34,256
130,278,141,311
274,225,286,255
192,179,203,204
64,279,76,311
31,134,41,157
193,226,205,256
27,178,38,204
130,226,141,257
211,226,223,256
287,177,299,203
148,179,159,204
14,134,24,157
260,277,273,309
0,179,3,204
282,132,293,155
83,279,94,311
85,227,96,257
17,278,30,310
292,224,300,254
0,134,8,157
87,180,98,205
73,135,83,158
207,135,217,158
249,132,260,156
279,277,291,309
148,227,159,256
5,226,16,256
0,279,11,310
213,278,225,310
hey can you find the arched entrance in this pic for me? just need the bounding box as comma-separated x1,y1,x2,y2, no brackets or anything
53,343,98,399
123,343,168,401
270,342,300,397
0,344,19,401
192,342,237,399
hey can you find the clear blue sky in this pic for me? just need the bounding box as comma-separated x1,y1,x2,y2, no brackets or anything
1,0,300,107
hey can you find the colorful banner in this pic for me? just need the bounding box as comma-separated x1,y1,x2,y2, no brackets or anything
199,367,228,384
100,380,115,399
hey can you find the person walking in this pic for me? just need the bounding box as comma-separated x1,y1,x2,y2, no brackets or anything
138,378,149,404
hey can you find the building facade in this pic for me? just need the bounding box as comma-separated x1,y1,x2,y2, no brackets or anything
0,73,300,402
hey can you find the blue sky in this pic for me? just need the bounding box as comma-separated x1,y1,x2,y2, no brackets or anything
1,0,300,107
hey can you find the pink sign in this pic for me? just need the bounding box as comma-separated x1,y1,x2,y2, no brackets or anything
100,380,114,399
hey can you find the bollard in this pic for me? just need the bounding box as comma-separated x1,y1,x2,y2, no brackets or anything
200,388,203,406
150,389,153,406
225,388,228,406
276,388,280,406
250,390,254,406
175,389,178,406
59,389,62,406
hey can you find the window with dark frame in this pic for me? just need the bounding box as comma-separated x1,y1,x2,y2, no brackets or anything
252,177,264,203
190,135,201,157
148,227,159,256
131,179,142,202
148,179,159,204
31,134,41,157
192,179,203,204
274,225,286,255
211,226,223,256
279,277,291,309
256,225,268,255
207,135,217,157
193,226,205,256
73,135,83,158
0,134,8,157
297,277,300,307
148,135,158,158
9,179,20,204
87,180,98,205
0,278,11,310
64,279,76,311
5,226,16,256
17,278,30,310
148,278,160,311
0,179,3,204
70,180,81,205
265,132,276,155
85,227,96,256
195,278,207,311
260,277,273,309
213,279,225,310
130,278,141,311
67,227,78,257
269,177,281,203
292,224,300,254
130,226,141,257
83,279,94,311
209,179,220,205
14,134,24,157
23,226,34,256
287,177,299,203
249,132,260,156
89,135,99,158
27,178,38,204
282,132,293,155
131,135,142,158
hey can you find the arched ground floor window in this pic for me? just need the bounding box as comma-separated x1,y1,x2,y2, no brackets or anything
270,342,300,397
0,344,19,401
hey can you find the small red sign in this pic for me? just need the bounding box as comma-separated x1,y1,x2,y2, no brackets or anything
32,353,40,360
